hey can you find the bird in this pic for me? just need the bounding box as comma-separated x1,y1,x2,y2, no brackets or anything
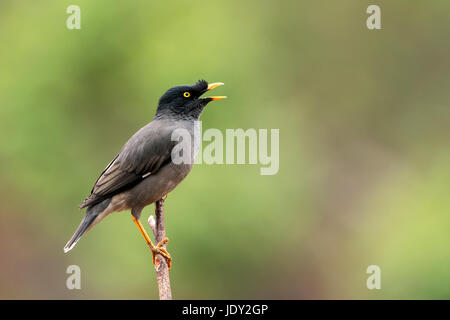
64,80,226,268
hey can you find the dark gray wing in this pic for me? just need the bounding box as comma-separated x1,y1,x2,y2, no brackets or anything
79,121,177,209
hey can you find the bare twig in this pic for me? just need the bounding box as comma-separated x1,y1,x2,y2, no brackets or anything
148,199,172,300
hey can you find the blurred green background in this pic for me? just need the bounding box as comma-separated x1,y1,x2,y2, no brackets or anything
0,0,449,299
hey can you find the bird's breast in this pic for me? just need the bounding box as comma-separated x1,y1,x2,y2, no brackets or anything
124,162,192,209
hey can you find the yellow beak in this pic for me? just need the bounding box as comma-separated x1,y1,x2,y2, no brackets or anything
210,96,227,101
207,82,224,90
206,82,227,101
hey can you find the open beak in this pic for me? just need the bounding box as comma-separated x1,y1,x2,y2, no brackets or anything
204,82,227,101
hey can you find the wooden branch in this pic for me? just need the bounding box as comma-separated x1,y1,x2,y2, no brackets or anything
148,199,172,300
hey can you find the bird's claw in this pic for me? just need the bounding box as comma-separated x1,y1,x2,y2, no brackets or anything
151,237,172,270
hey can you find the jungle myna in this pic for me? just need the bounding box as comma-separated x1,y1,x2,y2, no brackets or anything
64,80,226,268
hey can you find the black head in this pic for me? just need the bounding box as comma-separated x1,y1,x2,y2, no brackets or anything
155,80,226,120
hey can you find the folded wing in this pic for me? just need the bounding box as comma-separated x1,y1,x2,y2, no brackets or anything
79,122,177,209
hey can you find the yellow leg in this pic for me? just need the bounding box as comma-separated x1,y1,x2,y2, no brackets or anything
131,215,172,269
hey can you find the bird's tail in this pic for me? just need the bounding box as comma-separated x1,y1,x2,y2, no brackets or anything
64,199,111,253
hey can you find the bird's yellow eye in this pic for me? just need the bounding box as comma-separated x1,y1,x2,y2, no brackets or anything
183,92,191,98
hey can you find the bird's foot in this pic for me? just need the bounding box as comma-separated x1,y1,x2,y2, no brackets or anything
131,214,172,270
150,237,172,270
